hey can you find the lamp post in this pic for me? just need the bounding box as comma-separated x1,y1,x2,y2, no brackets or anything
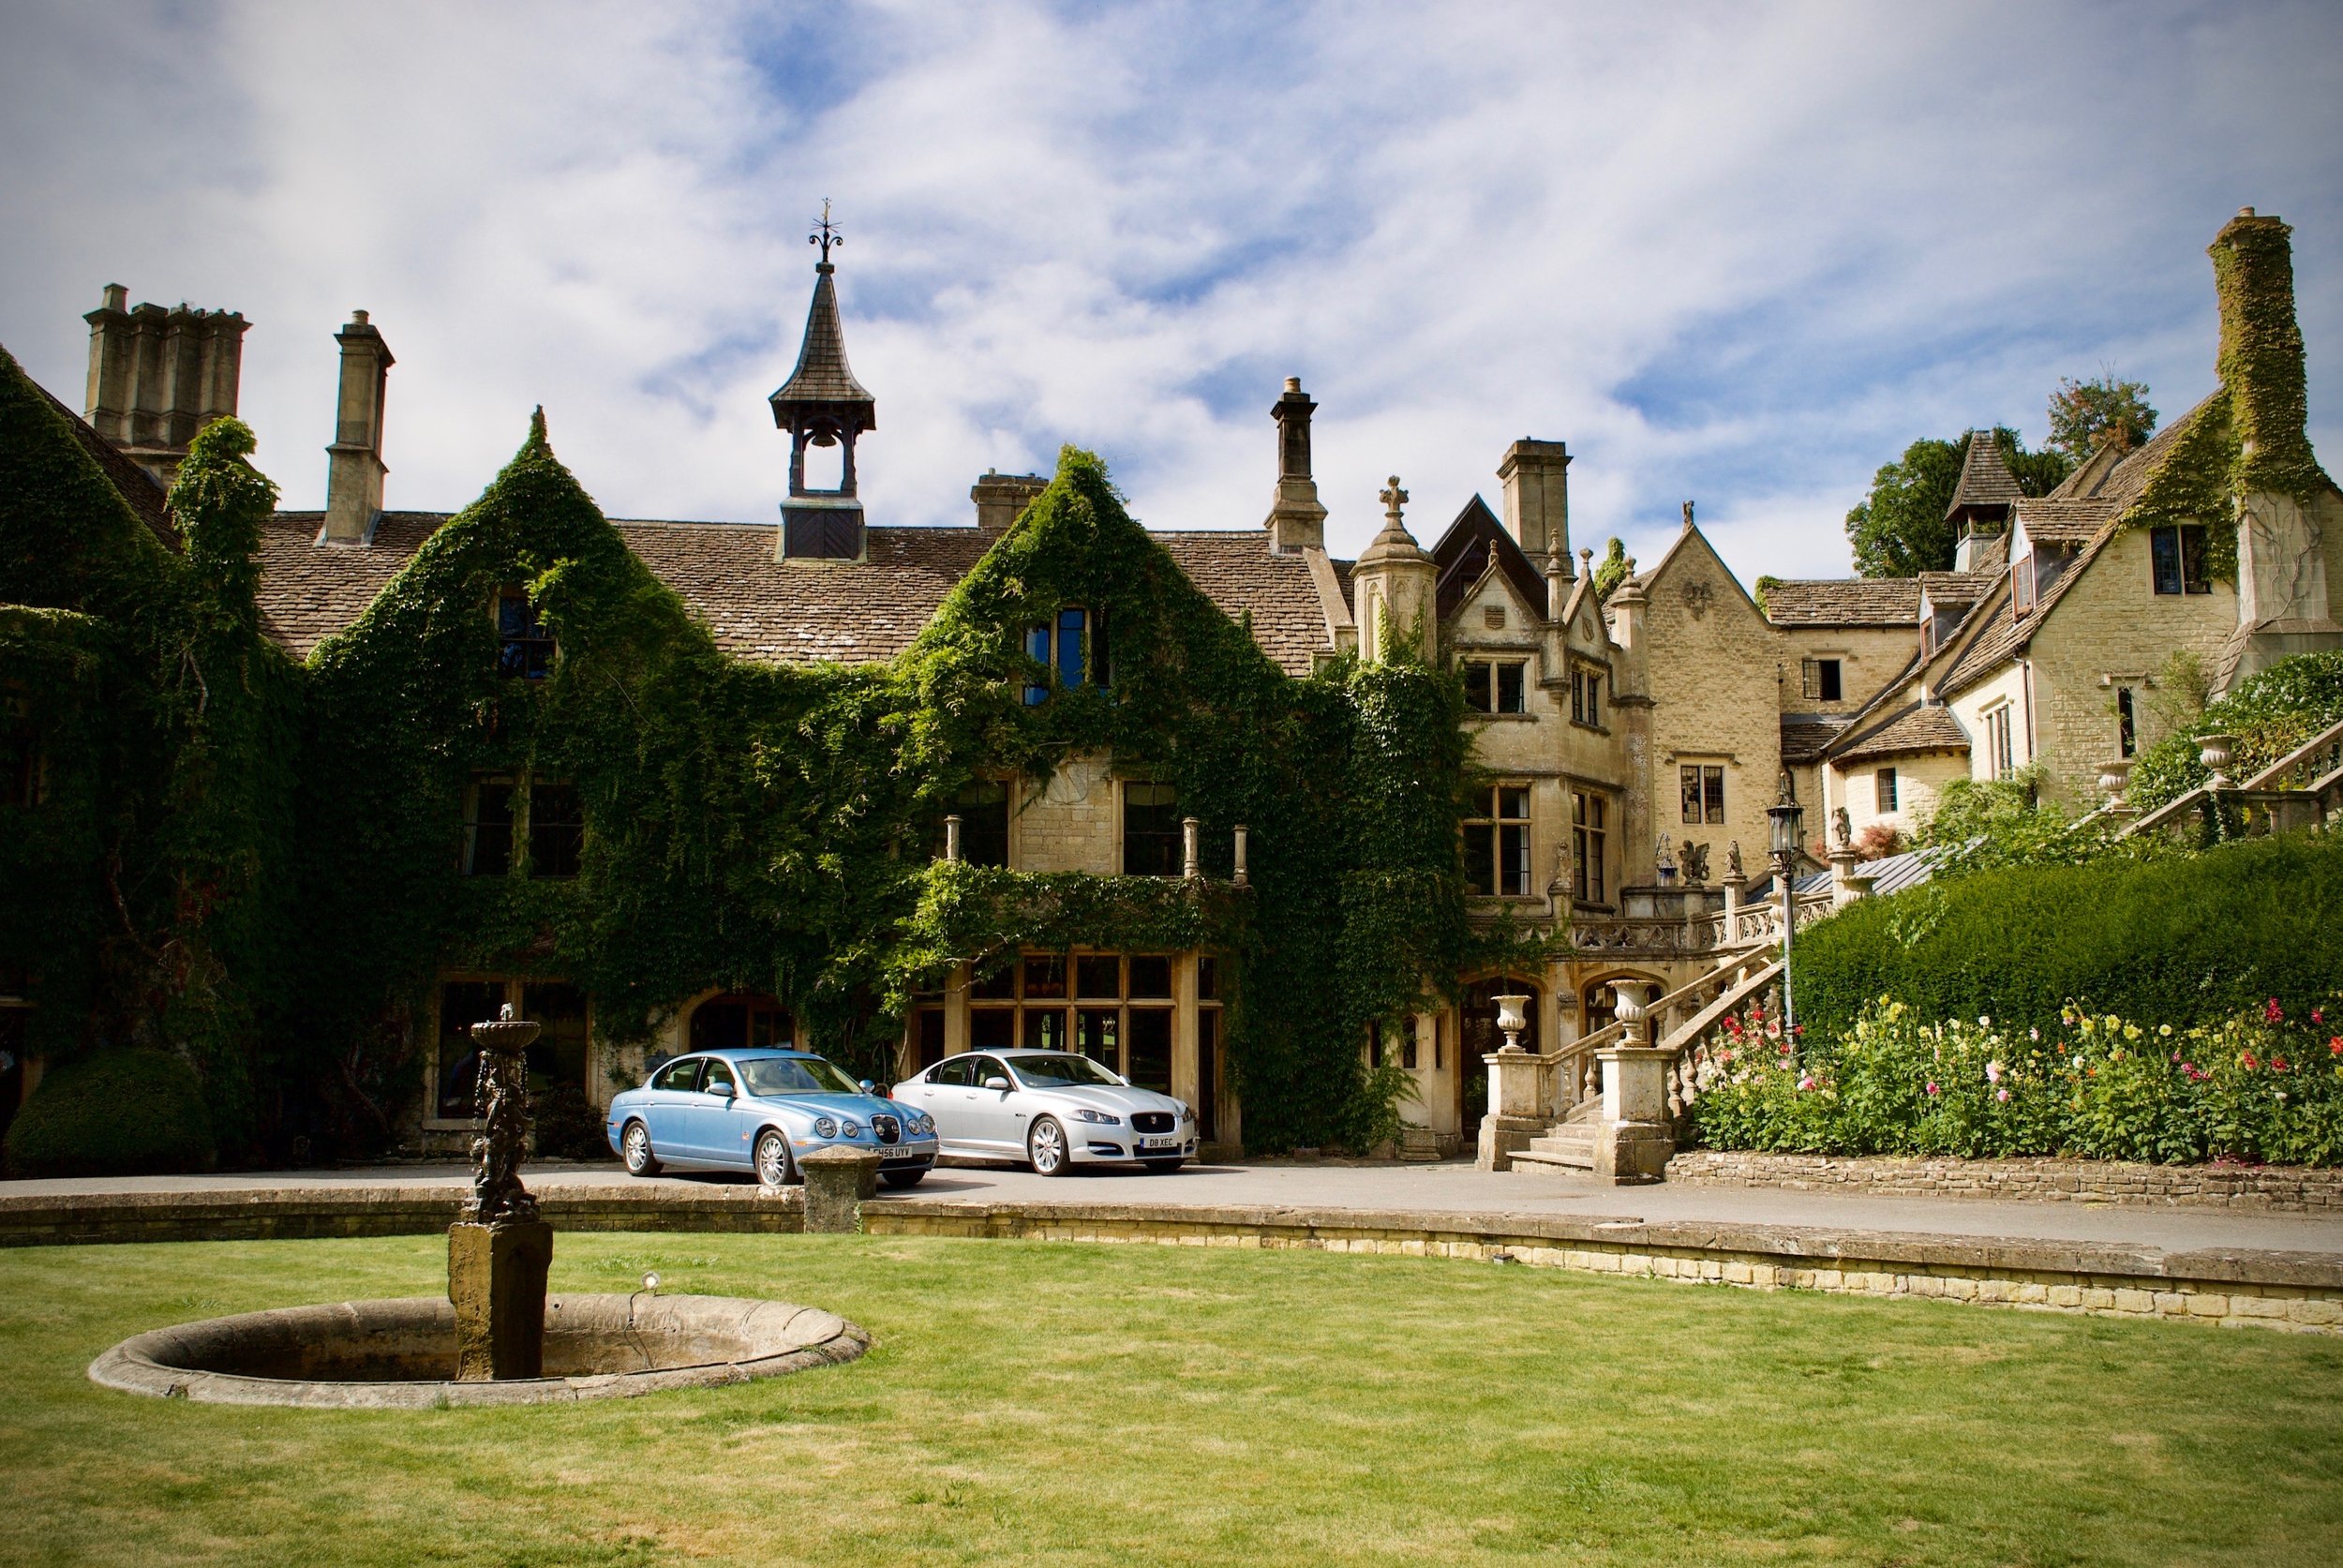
1767,777,1805,1039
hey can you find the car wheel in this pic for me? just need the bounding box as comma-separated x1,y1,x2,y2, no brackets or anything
754,1127,796,1189
880,1169,927,1189
1028,1116,1072,1177
621,1120,661,1176
1142,1158,1185,1174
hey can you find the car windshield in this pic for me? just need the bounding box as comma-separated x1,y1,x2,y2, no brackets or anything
739,1055,863,1097
1008,1053,1127,1088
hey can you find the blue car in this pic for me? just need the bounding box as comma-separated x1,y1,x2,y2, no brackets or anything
604,1048,938,1189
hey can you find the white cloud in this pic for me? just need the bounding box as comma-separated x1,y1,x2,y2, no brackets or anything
4,0,2339,586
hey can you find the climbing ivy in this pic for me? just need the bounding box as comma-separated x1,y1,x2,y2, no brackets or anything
2116,394,2240,584
2212,217,2332,506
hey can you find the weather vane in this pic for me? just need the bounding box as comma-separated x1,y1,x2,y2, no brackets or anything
809,199,843,264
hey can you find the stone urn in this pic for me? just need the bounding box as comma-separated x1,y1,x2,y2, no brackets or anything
2197,733,2235,786
1493,993,1532,1053
1610,980,1655,1047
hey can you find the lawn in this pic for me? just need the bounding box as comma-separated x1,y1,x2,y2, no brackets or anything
2,1233,2339,1567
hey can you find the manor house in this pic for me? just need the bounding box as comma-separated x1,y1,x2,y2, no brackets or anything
7,209,2333,1158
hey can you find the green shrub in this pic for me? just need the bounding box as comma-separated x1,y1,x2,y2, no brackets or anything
2127,649,2343,812
1790,832,2343,1048
3,1048,218,1178
1688,998,2343,1165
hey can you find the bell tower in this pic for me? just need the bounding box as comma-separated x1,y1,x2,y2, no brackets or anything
771,202,877,561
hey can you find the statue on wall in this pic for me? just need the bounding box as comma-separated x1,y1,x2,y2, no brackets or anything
1679,841,1710,885
1832,806,1853,850
1725,841,1745,882
1654,832,1676,878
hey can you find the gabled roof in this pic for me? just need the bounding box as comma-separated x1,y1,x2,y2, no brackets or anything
1944,429,2022,519
253,513,1346,675
1428,495,1546,622
1832,703,1969,765
1935,396,2216,698
35,380,177,550
1762,576,1921,627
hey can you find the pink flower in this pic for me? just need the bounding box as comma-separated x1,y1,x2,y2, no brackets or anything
2241,1052,2261,1071
1995,1088,2010,1102
1985,1061,2002,1083
2266,998,2285,1023
1925,1082,1940,1097
1798,1076,1816,1091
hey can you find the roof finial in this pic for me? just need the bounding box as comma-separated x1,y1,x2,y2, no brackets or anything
1682,499,1694,530
1379,474,1408,530
808,198,843,268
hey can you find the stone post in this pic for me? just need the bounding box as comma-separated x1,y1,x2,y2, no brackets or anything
1590,981,1673,1185
1182,815,1201,880
944,814,962,862
1475,993,1543,1172
1232,824,1248,887
801,1145,881,1233
1828,845,1867,908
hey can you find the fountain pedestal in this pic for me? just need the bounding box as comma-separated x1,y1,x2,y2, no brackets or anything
451,1013,552,1381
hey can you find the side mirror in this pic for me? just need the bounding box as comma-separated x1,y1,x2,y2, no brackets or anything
983,1076,1011,1092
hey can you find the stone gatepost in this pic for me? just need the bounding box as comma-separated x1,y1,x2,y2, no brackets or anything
1590,981,1672,1185
801,1145,881,1233
1475,993,1543,1172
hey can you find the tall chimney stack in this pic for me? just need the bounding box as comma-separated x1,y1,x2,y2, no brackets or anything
1497,439,1571,560
971,469,1049,533
321,309,393,545
82,284,248,489
1264,377,1327,554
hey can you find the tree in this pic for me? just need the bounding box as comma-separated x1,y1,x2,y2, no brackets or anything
1590,537,1630,600
2047,373,2156,464
1843,427,2068,577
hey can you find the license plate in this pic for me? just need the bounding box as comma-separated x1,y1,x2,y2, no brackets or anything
1139,1136,1180,1151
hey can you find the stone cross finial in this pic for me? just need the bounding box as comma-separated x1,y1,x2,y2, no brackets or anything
1380,475,1408,528
808,198,843,265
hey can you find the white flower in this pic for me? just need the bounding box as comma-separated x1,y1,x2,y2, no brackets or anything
1978,1015,1992,1028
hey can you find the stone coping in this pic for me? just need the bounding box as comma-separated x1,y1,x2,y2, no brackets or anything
89,1292,868,1408
1666,1151,2343,1212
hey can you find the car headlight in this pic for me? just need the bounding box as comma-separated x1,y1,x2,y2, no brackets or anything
842,1118,862,1137
1071,1108,1123,1125
910,1112,935,1134
813,1116,838,1138
1178,1102,1195,1124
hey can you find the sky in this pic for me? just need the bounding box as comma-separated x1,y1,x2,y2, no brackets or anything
4,1,2340,582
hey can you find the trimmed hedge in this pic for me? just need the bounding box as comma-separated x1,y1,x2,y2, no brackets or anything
1791,833,2343,1048
3,1048,217,1178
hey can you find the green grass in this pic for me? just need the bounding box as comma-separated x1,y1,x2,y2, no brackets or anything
3,1234,2340,1567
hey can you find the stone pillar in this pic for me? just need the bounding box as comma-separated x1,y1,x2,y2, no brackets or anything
1828,845,1865,908
1232,824,1248,887
1589,980,1672,1184
1476,1048,1545,1172
944,814,962,862
1182,816,1201,880
801,1145,880,1232
448,1220,553,1381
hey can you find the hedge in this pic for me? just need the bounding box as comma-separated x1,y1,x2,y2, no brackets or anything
3,1048,218,1178
1789,832,2343,1048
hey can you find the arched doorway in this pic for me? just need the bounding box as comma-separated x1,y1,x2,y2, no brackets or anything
1459,976,1541,1139
689,993,793,1053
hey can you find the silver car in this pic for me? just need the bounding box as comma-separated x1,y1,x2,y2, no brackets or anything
892,1050,1197,1175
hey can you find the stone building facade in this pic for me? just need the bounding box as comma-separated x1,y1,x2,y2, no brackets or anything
9,208,2335,1157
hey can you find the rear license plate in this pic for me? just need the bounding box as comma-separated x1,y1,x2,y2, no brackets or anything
1138,1136,1180,1151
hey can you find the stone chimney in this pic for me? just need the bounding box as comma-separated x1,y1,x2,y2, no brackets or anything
2210,209,2340,674
82,284,249,489
972,470,1049,533
1497,439,1571,559
1264,378,1327,554
321,309,394,544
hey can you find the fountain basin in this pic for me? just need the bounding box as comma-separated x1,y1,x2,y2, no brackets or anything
90,1293,868,1408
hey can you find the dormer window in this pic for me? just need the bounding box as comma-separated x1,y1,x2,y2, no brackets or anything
497,590,553,679
1021,606,1111,705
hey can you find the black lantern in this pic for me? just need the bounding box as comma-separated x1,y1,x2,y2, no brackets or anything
1766,775,1804,866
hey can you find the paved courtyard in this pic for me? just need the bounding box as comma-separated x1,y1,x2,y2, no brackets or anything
9,1157,2341,1257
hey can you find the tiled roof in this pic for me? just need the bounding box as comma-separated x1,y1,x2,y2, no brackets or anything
1762,577,1921,627
253,513,1342,675
1780,718,1845,765
1944,429,2022,517
1937,397,2215,698
2014,497,2116,545
36,381,177,550
1833,703,1969,764
1917,570,1994,605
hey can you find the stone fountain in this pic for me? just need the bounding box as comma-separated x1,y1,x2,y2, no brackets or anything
88,1006,869,1407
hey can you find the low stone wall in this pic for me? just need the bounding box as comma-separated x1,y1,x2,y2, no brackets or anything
6,1185,2338,1335
1666,1151,2343,1212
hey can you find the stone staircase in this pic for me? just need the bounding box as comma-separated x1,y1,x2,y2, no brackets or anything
1507,1098,1603,1172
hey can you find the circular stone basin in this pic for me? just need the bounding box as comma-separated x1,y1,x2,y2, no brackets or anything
90,1293,869,1408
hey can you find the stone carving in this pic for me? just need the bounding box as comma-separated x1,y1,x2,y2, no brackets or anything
1680,581,1712,620
1654,832,1675,877
1379,475,1408,526
1832,806,1852,850
466,1004,540,1226
1725,841,1745,881
1679,841,1709,885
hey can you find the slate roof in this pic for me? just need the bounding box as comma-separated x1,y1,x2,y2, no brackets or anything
1945,429,2022,518
769,267,875,424
36,381,177,549
252,513,1346,675
1917,570,1994,606
1761,577,1921,627
1779,718,1846,766
2012,497,2113,546
1833,703,1969,764
1935,396,2214,699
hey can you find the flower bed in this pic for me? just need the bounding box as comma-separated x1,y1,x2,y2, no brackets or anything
1688,997,2343,1167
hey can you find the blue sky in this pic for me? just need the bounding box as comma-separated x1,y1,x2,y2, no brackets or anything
4,1,2339,581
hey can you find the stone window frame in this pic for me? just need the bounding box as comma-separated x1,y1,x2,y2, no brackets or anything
460,771,584,880
1120,779,1181,876
2150,525,2213,596
1799,656,1845,703
1678,762,1726,827
1567,663,1605,730
1875,767,1899,814
1021,605,1112,706
1572,788,1610,908
1463,783,1533,899
1984,702,2017,782
1459,656,1530,717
